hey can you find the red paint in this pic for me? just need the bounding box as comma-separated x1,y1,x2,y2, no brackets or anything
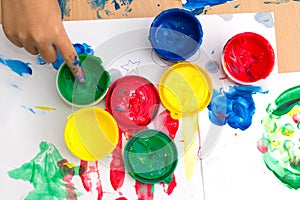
160,174,177,195
293,114,300,124
135,181,154,200
222,32,275,83
57,159,78,200
79,160,92,192
95,162,104,200
153,110,179,139
106,75,160,130
257,139,269,154
110,130,125,191
116,198,127,200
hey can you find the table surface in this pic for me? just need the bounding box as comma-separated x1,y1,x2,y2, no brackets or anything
0,0,299,73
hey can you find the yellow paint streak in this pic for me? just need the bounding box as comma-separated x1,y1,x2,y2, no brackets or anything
182,115,199,181
35,106,56,111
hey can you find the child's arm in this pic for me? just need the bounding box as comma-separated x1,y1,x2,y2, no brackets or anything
1,0,85,82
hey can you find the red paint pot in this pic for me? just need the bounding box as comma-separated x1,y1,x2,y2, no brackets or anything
105,75,160,131
222,32,275,85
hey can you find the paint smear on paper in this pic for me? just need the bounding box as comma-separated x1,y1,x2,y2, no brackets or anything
35,106,57,111
0,57,32,76
135,181,154,200
264,0,289,4
254,12,274,28
183,0,234,14
208,86,265,130
58,0,71,18
259,85,300,189
37,43,94,70
8,141,79,199
87,0,134,18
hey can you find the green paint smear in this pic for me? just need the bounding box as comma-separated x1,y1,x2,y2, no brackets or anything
57,54,110,106
8,141,80,199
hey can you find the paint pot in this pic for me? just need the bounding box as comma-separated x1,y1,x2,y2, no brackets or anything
158,62,213,119
149,8,203,61
56,54,110,107
105,75,160,131
123,129,178,184
64,107,119,161
222,32,275,85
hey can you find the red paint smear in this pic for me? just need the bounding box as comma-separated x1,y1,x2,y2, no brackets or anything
95,162,104,200
79,160,92,192
116,197,128,200
110,130,125,191
160,174,177,195
153,110,179,139
223,32,274,83
57,159,77,200
135,181,154,200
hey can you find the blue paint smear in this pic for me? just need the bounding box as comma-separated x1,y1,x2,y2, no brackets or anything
88,0,134,17
21,105,36,114
57,0,70,18
254,12,274,28
0,57,32,76
264,0,289,4
207,86,264,130
37,43,94,70
183,0,234,12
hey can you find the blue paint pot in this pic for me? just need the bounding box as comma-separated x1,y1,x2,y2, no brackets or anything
149,8,203,61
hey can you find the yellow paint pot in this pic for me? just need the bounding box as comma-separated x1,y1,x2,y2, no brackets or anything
159,62,213,119
64,107,119,161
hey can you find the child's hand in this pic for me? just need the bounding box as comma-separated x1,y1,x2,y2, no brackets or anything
1,0,85,82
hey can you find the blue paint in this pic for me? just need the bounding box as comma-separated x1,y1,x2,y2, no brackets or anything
234,3,240,8
183,0,233,13
57,0,70,18
37,43,94,70
254,12,274,28
21,105,36,114
264,0,289,4
149,8,203,61
0,57,32,76
10,83,20,89
207,86,264,130
113,0,121,10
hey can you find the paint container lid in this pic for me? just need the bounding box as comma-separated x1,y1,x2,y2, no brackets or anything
123,129,178,184
64,107,119,161
56,54,110,108
149,8,203,61
222,32,275,85
105,75,160,131
159,62,213,119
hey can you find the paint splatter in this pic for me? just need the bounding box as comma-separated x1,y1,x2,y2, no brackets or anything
183,0,233,14
8,141,79,199
160,174,177,195
234,3,240,8
259,85,300,189
58,0,71,18
37,43,94,70
207,86,264,130
254,12,274,28
0,57,32,76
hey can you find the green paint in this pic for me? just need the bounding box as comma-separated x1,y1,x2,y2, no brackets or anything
57,54,110,106
260,86,300,189
123,130,178,184
8,141,80,199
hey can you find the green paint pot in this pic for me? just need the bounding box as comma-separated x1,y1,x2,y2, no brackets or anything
56,54,110,107
123,129,178,184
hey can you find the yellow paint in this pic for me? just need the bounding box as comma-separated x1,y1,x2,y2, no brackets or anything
64,107,119,161
159,62,213,119
35,106,56,111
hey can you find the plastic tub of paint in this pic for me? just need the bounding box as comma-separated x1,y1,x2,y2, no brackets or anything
222,32,275,85
123,129,178,184
149,8,203,61
158,61,213,119
64,107,119,161
56,54,110,107
105,75,160,131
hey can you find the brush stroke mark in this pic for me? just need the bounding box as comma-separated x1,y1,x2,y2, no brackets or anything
208,86,265,130
183,0,234,14
259,86,300,189
35,106,57,111
254,12,274,28
58,0,71,18
8,141,79,199
87,0,134,19
0,57,32,76
135,181,154,200
37,43,94,70
21,105,37,114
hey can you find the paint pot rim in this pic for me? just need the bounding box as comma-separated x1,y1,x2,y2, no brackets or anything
64,107,119,161
149,8,203,61
123,129,178,184
158,61,213,119
222,32,275,85
56,54,110,108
